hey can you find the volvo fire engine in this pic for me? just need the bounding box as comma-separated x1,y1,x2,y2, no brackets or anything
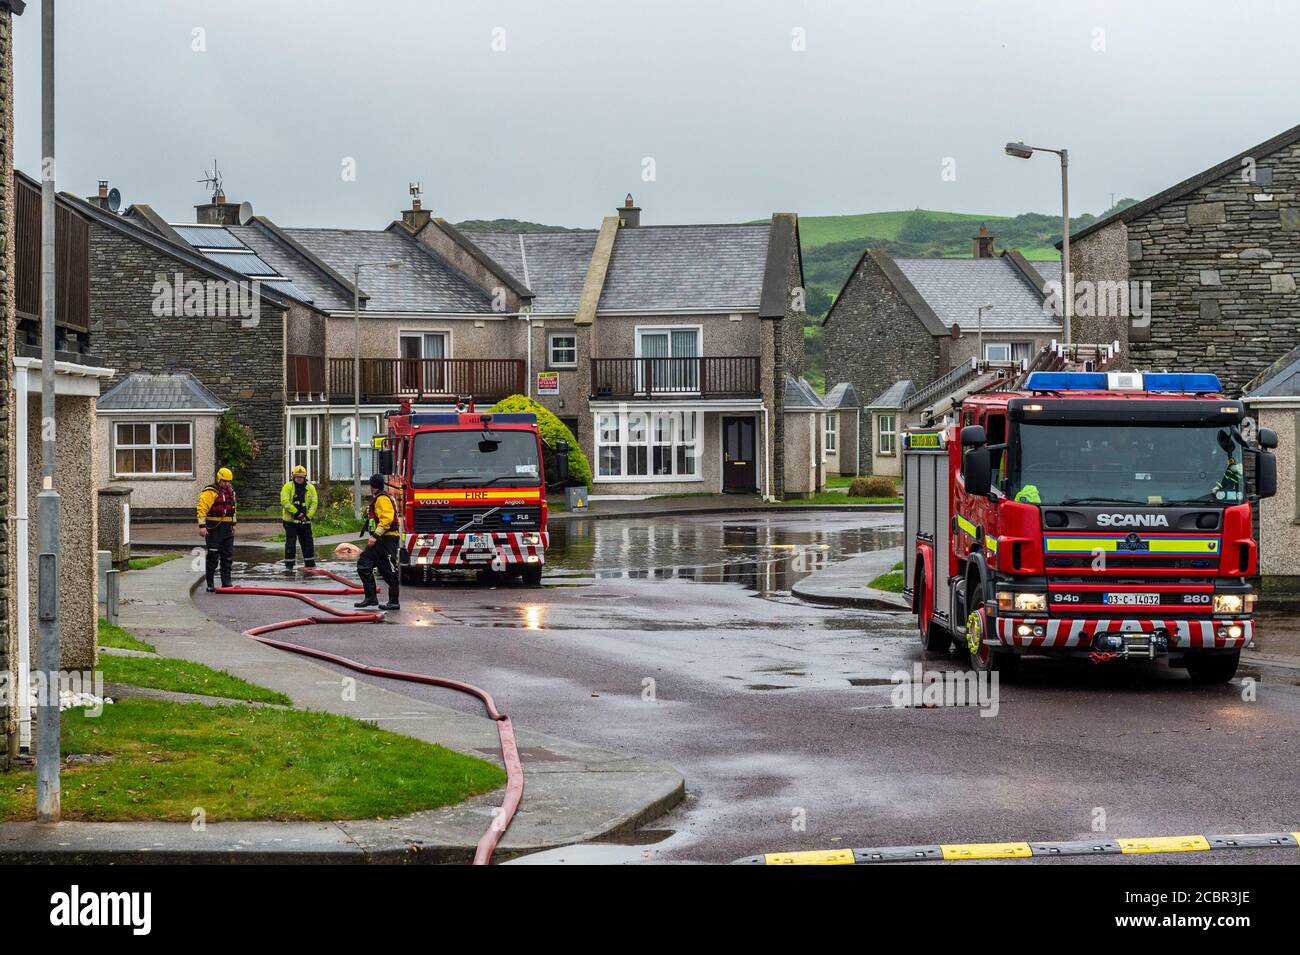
375,399,569,586
902,362,1278,682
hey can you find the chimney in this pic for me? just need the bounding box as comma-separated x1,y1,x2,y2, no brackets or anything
617,193,641,228
972,223,995,258
195,188,245,225
85,179,112,210
401,181,432,232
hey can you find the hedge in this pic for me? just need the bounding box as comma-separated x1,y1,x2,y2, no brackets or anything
488,395,593,489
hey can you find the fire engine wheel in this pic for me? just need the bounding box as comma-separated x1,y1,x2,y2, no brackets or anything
965,598,1018,675
522,565,543,587
1185,651,1241,684
915,572,950,653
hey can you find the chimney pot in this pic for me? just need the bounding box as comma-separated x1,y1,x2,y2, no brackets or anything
618,193,642,228
972,224,995,258
98,180,109,198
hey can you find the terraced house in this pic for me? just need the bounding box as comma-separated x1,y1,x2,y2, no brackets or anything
82,183,819,503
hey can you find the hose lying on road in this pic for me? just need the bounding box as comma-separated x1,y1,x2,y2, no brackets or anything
216,566,523,865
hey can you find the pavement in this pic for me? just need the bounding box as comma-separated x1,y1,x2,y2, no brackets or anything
0,553,684,864
791,547,908,610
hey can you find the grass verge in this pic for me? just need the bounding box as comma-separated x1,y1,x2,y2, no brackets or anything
869,561,906,592
774,493,902,505
99,655,292,706
98,618,156,653
0,700,505,822
128,553,183,571
267,514,365,542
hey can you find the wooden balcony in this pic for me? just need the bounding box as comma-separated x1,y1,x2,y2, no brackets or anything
590,356,761,399
287,356,526,403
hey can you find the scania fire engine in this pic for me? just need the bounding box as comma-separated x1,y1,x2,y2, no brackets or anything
902,365,1278,682
375,399,569,586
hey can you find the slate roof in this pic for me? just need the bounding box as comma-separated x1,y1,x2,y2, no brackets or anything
1243,343,1300,399
225,224,355,312
892,257,1059,331
823,381,861,409
598,224,771,312
97,371,227,413
1033,260,1062,291
464,231,598,315
281,227,494,313
868,379,916,409
784,375,825,410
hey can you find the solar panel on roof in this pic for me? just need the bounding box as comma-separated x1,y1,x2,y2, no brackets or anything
203,251,279,276
172,225,245,249
262,280,311,303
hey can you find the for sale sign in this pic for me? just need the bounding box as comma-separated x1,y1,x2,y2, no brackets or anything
537,371,560,396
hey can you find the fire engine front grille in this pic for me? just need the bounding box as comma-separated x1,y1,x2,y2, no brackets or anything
1046,555,1217,571
412,507,542,534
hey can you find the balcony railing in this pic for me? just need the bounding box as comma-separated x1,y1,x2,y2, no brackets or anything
590,356,761,399
287,355,526,403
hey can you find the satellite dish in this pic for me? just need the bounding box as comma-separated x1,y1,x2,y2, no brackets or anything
107,187,121,213
238,200,254,225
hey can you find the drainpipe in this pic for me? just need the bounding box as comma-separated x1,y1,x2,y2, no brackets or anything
524,309,533,399
759,404,772,500
14,363,30,753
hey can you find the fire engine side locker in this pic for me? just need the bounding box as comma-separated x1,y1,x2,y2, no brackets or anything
903,430,951,633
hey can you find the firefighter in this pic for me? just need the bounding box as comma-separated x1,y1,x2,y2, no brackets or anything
197,467,238,592
1215,429,1244,501
279,465,318,571
355,473,400,611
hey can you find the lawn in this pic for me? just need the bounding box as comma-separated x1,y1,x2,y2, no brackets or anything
774,493,901,505
0,700,505,822
127,552,182,571
869,561,906,592
267,514,364,541
98,655,291,706
98,618,156,653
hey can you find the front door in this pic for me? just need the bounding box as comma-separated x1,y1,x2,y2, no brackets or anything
722,416,757,492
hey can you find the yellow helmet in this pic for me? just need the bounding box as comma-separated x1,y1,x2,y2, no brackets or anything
216,467,234,482
292,465,308,477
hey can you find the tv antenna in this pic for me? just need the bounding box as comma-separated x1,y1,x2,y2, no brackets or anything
409,181,423,203
198,160,224,202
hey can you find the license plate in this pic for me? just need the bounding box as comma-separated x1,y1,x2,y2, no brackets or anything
1103,592,1159,605
465,533,491,551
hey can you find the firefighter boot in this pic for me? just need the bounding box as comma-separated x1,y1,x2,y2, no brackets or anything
284,560,295,573
381,582,400,612
354,575,379,609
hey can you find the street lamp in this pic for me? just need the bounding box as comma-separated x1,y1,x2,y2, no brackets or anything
352,261,401,518
1005,141,1071,344
976,303,994,361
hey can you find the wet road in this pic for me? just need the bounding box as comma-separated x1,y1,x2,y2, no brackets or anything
200,512,1300,865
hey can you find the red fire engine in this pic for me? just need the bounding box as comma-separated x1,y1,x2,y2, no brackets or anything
903,360,1278,682
375,399,570,586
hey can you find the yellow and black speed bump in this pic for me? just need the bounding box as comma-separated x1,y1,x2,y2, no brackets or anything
734,831,1300,864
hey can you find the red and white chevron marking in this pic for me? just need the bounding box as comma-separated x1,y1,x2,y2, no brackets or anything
994,616,1252,650
403,531,549,568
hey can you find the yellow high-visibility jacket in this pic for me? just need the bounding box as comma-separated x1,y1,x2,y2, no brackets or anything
280,480,319,522
368,493,400,537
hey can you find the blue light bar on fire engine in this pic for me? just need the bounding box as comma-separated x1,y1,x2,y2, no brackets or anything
1023,371,1221,393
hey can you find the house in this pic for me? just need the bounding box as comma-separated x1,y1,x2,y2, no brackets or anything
96,372,228,516
864,379,914,478
1242,346,1300,595
783,376,827,496
822,227,1060,473
1067,122,1300,394
821,381,860,478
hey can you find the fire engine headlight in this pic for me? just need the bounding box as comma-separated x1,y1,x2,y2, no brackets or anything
1014,592,1047,613
521,532,542,546
1213,594,1244,615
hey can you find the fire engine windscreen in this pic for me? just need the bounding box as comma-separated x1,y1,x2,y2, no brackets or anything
1010,423,1244,506
411,430,541,487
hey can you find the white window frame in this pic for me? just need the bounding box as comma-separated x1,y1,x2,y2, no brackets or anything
112,419,195,478
330,414,380,481
983,341,1012,361
634,324,703,395
593,409,703,483
399,330,451,395
825,413,838,455
878,413,897,457
290,414,322,480
548,332,578,369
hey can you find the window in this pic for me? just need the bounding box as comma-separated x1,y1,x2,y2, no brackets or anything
330,415,380,480
878,414,897,456
290,415,322,479
399,332,449,393
984,341,1033,362
596,411,700,480
548,333,577,368
825,414,838,454
113,421,193,476
637,327,700,392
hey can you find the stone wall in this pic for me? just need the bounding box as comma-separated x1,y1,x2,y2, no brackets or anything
1073,141,1300,393
89,223,289,504
823,253,941,473
0,7,14,764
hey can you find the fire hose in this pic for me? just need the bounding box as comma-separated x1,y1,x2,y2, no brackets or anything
216,566,523,865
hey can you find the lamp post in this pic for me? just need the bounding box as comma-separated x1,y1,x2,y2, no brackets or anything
1005,141,1070,344
351,261,401,519
976,303,994,361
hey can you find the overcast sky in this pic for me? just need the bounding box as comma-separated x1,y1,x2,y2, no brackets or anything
12,0,1300,231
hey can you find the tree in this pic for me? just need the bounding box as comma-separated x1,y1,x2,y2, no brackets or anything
488,395,592,489
214,411,260,478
